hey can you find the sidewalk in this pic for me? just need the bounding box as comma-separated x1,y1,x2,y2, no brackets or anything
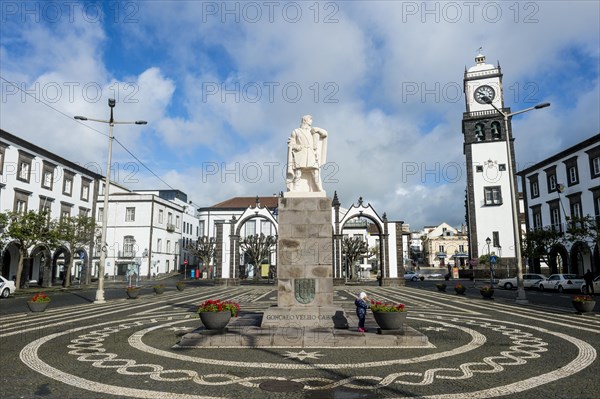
9,271,181,297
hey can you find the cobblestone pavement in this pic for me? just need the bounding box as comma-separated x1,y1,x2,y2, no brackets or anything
1,285,598,399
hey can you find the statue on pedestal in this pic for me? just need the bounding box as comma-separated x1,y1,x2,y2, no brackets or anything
286,115,328,193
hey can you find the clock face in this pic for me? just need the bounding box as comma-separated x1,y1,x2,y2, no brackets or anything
474,85,496,104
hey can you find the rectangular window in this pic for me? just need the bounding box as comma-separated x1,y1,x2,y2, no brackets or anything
167,240,171,253
168,212,173,225
548,174,557,192
245,220,256,236
438,245,445,253
532,205,543,229
459,245,465,252
159,209,164,224
39,196,52,214
476,165,483,173
60,202,72,220
568,166,578,184
492,231,500,248
157,238,162,253
14,190,29,213
593,157,600,177
0,143,6,174
199,221,205,236
18,158,31,182
498,164,506,171
81,178,91,201
585,146,600,179
41,162,55,189
97,207,104,222
549,202,562,232
532,181,539,197
176,215,180,228
123,236,135,257
79,208,90,217
563,156,579,187
484,186,502,205
63,171,74,196
125,207,135,222
528,174,540,199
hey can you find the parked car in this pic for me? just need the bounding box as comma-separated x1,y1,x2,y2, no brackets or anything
0,275,16,298
581,275,600,295
404,271,421,281
498,274,547,290
536,274,585,293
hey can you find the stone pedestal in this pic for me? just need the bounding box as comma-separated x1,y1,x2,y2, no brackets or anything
262,196,348,329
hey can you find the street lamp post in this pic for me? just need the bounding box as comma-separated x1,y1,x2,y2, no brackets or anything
483,97,550,304
486,237,492,286
75,99,147,304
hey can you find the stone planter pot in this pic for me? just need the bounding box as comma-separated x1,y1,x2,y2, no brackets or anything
153,286,165,294
480,289,494,299
372,311,407,330
126,289,140,299
455,287,466,295
199,311,232,330
572,300,596,314
176,284,185,291
27,301,50,312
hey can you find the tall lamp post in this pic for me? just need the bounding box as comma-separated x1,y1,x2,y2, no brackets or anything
486,237,492,286
75,99,147,304
483,97,550,304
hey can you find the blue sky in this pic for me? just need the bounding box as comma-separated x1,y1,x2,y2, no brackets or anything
1,1,599,230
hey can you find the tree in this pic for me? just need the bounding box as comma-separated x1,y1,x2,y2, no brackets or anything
0,210,54,290
342,237,368,281
52,215,96,287
522,227,563,266
187,236,216,276
239,233,277,280
564,215,600,253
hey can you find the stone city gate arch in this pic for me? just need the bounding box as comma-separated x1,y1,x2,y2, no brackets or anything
214,202,278,285
333,195,390,285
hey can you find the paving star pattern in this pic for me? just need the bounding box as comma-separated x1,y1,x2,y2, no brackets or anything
1,285,598,398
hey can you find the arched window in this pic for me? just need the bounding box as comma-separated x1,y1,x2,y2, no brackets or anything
491,122,501,140
474,124,485,141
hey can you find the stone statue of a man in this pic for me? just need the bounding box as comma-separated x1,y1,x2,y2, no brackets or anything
286,115,328,193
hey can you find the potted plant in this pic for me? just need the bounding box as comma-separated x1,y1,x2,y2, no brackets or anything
153,284,165,294
572,295,596,314
27,292,51,312
480,285,494,299
176,281,186,291
436,283,447,292
126,286,141,299
197,299,240,330
454,283,466,295
370,300,407,331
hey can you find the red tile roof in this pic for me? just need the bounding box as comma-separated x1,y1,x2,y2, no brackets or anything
208,196,280,209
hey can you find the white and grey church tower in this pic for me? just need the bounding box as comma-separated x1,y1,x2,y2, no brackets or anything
462,52,518,267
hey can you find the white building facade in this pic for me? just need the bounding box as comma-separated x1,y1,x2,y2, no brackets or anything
519,133,600,276
0,129,102,286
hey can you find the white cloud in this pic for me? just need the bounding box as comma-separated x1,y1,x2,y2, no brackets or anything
1,1,598,232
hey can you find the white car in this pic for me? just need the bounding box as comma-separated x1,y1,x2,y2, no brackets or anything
581,275,600,295
498,274,546,290
536,274,585,293
404,271,422,281
0,275,16,298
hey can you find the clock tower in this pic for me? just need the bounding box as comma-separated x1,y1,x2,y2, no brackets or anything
462,51,518,270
